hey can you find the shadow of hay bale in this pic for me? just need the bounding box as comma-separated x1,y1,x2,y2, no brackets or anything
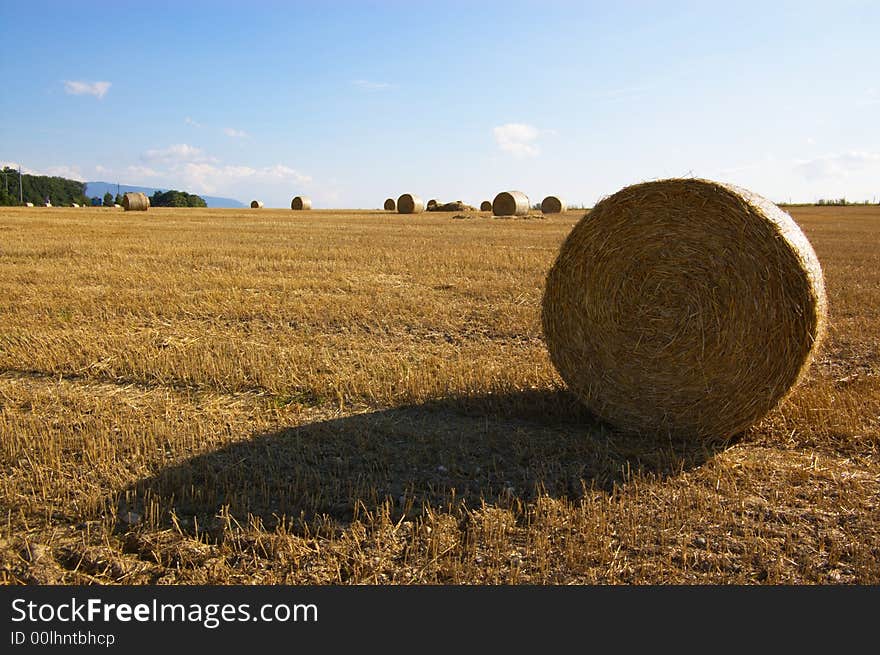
115,390,735,537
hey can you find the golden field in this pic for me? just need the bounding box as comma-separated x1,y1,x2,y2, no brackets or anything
0,204,877,584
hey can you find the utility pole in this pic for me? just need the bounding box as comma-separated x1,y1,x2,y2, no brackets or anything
19,165,23,204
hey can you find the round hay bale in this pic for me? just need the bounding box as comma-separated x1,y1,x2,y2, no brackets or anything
250,200,263,209
492,190,529,216
426,199,439,210
24,202,34,207
291,196,312,210
384,198,396,211
541,178,827,441
480,200,492,212
122,192,150,211
541,196,565,214
397,193,424,214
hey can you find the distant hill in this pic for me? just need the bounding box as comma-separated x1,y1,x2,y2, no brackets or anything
85,182,245,208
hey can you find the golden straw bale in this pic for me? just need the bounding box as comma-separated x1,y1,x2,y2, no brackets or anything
541,196,565,213
541,178,827,440
397,193,424,214
122,192,150,211
492,190,529,216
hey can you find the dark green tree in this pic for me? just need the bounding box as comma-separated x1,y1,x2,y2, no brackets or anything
103,192,114,206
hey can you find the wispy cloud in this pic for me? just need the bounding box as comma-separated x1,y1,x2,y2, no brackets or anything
63,80,111,99
142,143,216,164
44,165,85,181
177,163,312,195
352,79,393,91
793,151,880,180
493,123,550,158
185,116,203,128
223,127,248,138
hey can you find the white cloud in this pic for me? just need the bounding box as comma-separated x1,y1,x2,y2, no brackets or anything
353,79,393,90
44,165,85,181
793,151,880,180
126,165,161,178
179,162,311,194
63,80,111,99
1,161,83,179
223,127,248,138
493,123,547,158
185,116,203,127
142,143,215,164
1,161,30,173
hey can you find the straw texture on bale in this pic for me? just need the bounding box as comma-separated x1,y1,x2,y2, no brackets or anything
122,192,149,211
384,198,396,211
250,200,264,209
541,196,565,214
542,178,827,441
291,196,312,210
397,193,424,214
492,190,530,216
480,200,492,211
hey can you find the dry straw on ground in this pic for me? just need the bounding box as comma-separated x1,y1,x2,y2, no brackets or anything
122,192,149,211
291,196,312,210
542,178,827,441
384,198,396,211
250,200,263,209
493,191,530,216
480,201,492,211
397,193,424,214
541,196,565,214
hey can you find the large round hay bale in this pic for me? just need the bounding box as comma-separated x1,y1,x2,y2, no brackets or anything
541,196,565,214
492,190,529,216
427,199,438,210
291,196,312,210
480,200,492,212
397,193,424,214
541,178,827,441
250,200,263,209
122,192,150,211
384,198,396,211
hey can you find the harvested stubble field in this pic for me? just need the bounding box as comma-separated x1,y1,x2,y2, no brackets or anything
0,204,878,584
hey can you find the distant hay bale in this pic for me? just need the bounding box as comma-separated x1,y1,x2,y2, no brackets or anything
71,203,80,208
427,199,438,210
480,200,492,211
24,202,34,207
492,190,530,216
541,196,565,214
427,200,475,212
291,196,312,210
122,192,149,211
541,178,827,441
250,200,263,209
397,193,424,214
384,198,396,211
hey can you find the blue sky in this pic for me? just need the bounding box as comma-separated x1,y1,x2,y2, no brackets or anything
1,0,878,207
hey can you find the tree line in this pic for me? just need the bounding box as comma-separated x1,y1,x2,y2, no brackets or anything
0,167,207,208
0,167,89,206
